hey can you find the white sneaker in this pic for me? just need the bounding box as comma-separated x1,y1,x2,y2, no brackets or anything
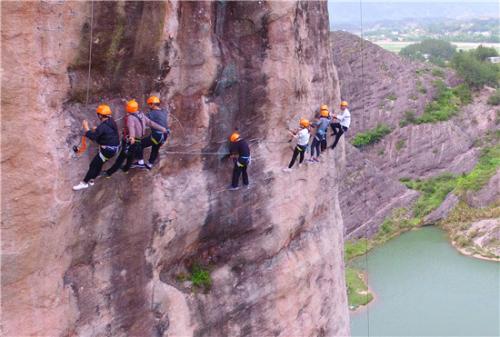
145,162,153,170
72,182,89,191
282,168,293,172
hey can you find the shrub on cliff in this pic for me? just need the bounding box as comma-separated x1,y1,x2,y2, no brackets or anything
351,124,392,148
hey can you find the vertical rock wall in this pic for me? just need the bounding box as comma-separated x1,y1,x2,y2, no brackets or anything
1,1,349,336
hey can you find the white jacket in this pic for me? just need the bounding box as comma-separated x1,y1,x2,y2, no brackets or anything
296,128,310,146
336,108,351,128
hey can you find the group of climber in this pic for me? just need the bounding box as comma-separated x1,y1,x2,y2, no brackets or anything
72,96,169,191
284,101,351,171
73,97,350,192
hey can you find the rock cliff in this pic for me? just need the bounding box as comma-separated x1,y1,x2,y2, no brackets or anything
331,31,498,239
1,2,349,337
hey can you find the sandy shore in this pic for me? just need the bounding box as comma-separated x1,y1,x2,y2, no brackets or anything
451,240,500,262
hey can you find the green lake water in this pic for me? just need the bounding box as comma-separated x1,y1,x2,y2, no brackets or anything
350,226,500,336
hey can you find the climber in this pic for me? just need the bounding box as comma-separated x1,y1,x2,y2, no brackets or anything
228,132,250,190
140,95,170,169
309,105,330,162
284,118,310,172
72,104,120,191
104,99,167,176
330,101,351,150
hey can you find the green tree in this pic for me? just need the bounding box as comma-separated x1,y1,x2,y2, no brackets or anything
451,51,498,89
400,39,457,65
472,45,498,62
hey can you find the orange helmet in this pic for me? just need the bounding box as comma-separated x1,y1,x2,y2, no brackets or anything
96,104,112,116
147,95,160,105
320,104,328,111
340,101,348,107
126,99,139,113
229,132,240,142
299,118,310,128
320,109,329,117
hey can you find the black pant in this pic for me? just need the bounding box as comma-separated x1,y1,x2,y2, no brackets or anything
231,158,249,188
106,141,142,176
311,136,321,157
142,132,168,164
331,123,347,150
289,145,307,168
83,147,117,182
321,137,327,151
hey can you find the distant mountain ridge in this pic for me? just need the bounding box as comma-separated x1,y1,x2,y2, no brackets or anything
328,2,499,28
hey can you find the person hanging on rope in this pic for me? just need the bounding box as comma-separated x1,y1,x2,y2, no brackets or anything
283,118,310,172
140,95,170,169
104,99,167,176
330,101,351,150
228,131,251,191
72,104,120,191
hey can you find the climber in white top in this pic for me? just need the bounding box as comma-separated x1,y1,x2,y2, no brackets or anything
284,118,310,172
330,101,351,150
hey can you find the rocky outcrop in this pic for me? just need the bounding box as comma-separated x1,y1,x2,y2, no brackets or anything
331,31,499,240
465,169,500,208
330,30,459,133
424,193,460,225
1,2,349,337
363,88,498,179
342,145,418,239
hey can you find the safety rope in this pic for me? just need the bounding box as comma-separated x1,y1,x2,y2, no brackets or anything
85,1,94,106
359,0,370,336
74,1,94,155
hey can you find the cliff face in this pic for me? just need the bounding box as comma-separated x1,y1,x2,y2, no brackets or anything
1,2,349,337
331,31,498,239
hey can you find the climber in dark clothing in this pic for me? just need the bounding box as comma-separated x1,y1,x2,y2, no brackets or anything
73,104,120,191
140,95,170,169
228,132,250,190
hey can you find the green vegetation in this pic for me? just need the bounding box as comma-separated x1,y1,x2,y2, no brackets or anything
402,173,458,218
455,146,500,193
451,48,499,89
410,81,471,124
346,267,373,308
440,201,500,258
401,144,500,218
471,45,499,62
190,264,211,289
351,124,392,148
400,39,457,66
487,90,500,105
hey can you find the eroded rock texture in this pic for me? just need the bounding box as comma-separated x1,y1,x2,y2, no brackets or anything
1,1,349,337
331,31,498,238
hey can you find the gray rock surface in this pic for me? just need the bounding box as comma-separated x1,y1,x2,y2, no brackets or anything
1,2,349,337
466,169,500,208
424,193,460,225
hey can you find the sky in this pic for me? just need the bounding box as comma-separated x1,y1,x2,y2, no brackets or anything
328,1,500,27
